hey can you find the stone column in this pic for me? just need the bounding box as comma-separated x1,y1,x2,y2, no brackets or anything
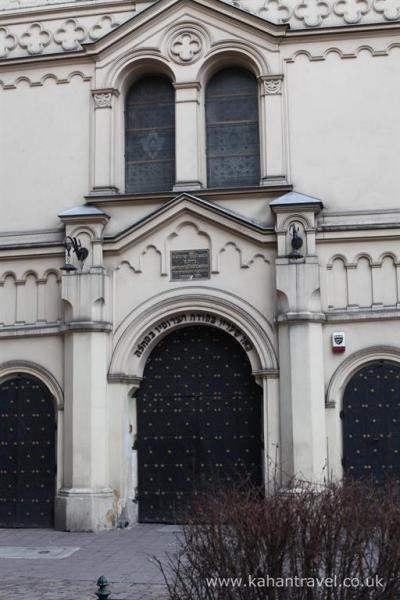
173,82,202,191
271,192,327,485
55,206,114,531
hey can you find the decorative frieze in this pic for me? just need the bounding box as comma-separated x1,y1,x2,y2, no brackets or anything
1,1,400,63
333,0,370,24
89,15,119,41
53,19,87,52
374,0,400,20
20,22,51,55
0,27,17,59
0,0,400,55
0,13,127,61
222,0,400,28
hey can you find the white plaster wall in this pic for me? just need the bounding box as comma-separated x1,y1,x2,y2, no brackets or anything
0,73,92,231
286,49,400,211
0,335,64,387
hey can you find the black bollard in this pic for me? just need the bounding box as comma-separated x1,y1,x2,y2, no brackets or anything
96,575,111,600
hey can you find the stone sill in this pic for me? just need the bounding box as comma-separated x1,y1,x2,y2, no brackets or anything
86,183,293,206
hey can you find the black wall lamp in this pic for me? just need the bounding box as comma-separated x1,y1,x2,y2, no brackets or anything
288,224,304,260
61,236,89,272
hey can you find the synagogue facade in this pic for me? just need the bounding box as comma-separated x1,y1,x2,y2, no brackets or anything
0,0,400,531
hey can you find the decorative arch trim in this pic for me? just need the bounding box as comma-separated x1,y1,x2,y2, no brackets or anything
109,288,277,379
106,53,176,93
326,345,400,408
327,254,348,269
197,42,268,84
0,361,64,410
280,213,313,231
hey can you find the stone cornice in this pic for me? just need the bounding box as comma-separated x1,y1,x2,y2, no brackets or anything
0,0,134,20
61,320,113,333
276,311,327,324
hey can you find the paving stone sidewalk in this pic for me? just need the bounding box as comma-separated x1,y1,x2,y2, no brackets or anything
0,579,168,600
0,524,181,599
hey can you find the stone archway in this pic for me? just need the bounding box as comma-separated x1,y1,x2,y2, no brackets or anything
136,325,263,522
0,374,56,527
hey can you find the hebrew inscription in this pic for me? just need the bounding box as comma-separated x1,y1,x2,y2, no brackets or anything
134,312,254,357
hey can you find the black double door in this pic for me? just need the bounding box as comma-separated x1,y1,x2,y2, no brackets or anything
137,325,262,522
342,361,400,484
0,376,55,527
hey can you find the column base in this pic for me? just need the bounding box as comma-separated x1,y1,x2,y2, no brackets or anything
55,488,115,532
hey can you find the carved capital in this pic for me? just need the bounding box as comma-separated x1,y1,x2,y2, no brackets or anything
261,75,284,95
92,88,119,109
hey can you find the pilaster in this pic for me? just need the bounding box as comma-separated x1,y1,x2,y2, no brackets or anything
257,372,281,492
107,378,142,528
55,205,114,531
271,192,327,484
173,82,202,191
259,75,287,186
91,88,120,195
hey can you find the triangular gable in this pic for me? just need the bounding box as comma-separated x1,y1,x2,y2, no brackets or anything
99,193,274,252
82,0,288,56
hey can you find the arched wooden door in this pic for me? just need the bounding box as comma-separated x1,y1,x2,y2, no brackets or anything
137,325,262,522
342,361,400,484
0,375,56,527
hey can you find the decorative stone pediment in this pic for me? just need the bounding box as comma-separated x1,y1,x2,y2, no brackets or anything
98,193,276,340
101,193,273,253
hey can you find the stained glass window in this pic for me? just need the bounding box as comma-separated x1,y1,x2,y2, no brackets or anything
206,68,260,188
125,76,175,193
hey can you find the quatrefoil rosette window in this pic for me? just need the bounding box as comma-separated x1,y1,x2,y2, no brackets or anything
166,26,208,65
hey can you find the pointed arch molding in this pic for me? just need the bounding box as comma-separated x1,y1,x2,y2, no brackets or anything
108,289,278,381
0,360,64,410
326,346,400,408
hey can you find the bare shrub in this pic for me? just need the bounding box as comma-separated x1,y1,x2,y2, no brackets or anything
157,480,400,599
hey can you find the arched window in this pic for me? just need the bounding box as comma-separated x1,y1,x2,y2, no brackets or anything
206,68,260,188
125,76,175,193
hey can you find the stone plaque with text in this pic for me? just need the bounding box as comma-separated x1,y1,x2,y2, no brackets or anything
170,249,210,281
